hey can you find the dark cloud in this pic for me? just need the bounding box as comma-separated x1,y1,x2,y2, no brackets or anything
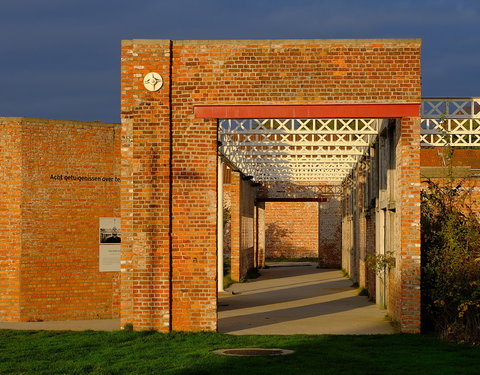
0,0,479,122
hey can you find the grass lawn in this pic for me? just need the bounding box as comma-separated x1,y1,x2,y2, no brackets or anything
0,330,478,375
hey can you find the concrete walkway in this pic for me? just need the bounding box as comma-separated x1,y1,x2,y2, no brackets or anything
0,319,120,331
0,263,394,334
218,262,395,335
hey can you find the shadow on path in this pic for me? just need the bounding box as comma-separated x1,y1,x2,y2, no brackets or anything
218,262,394,335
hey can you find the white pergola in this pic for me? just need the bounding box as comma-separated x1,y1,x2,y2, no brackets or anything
421,98,480,146
218,98,480,185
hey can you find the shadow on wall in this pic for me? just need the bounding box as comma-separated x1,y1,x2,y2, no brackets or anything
266,223,317,259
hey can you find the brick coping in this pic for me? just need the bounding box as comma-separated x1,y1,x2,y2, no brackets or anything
0,117,119,128
122,38,422,47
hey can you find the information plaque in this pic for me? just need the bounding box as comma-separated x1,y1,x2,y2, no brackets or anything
99,217,121,272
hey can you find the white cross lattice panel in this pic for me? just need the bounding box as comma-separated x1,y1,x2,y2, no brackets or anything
219,118,379,184
421,98,480,119
218,98,480,189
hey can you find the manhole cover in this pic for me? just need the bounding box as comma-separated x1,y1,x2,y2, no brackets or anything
213,348,294,356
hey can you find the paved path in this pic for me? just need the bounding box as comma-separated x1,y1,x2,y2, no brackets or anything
218,262,395,335
0,263,394,334
0,319,120,331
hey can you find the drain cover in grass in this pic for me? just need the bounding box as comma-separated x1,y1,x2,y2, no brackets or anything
213,348,294,356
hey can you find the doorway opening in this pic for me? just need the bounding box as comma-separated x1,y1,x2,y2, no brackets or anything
216,117,399,333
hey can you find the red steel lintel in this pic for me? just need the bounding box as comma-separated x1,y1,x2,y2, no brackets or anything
194,103,420,119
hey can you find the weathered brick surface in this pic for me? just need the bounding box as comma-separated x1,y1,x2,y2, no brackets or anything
421,148,480,168
240,180,256,278
265,202,319,258
0,119,22,321
256,202,266,268
319,199,342,268
228,172,241,281
229,173,256,281
420,148,480,213
121,38,422,331
342,118,421,332
0,117,120,322
391,116,421,333
365,215,376,298
120,40,174,331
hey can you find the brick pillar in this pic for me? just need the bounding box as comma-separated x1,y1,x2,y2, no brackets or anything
253,202,258,268
0,119,21,321
170,114,218,331
120,40,172,331
319,198,342,268
239,180,256,277
358,164,367,288
393,116,421,333
230,172,241,281
256,202,266,268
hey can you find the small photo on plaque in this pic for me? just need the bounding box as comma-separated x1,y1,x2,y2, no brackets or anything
99,217,121,244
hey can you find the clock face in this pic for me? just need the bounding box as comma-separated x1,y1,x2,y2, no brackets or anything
143,72,164,91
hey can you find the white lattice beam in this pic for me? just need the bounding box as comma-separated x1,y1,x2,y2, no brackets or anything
421,98,480,119
420,102,480,146
256,176,346,182
252,164,354,171
220,133,372,147
218,118,381,183
219,118,379,134
237,154,359,163
220,145,368,156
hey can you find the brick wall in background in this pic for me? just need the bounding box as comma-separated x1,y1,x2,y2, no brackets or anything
265,200,341,266
229,173,257,281
420,149,480,208
319,199,342,268
239,179,256,278
0,117,121,322
265,202,319,259
420,149,480,213
229,172,241,281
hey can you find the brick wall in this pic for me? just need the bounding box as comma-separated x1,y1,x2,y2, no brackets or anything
0,117,121,322
229,172,256,281
120,40,175,331
265,202,319,258
319,198,342,267
365,215,376,299
390,116,421,333
121,38,422,331
256,202,266,268
420,148,480,213
240,179,256,278
0,119,22,321
229,172,241,281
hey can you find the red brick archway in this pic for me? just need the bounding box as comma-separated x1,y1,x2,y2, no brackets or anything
120,38,422,333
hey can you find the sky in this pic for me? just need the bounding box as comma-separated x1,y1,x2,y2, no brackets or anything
1,0,479,124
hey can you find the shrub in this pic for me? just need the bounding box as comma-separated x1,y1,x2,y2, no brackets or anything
421,147,480,345
364,251,396,274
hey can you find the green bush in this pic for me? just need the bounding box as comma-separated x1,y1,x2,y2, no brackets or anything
421,149,480,345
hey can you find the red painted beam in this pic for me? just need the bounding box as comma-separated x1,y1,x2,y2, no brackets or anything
194,103,420,119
